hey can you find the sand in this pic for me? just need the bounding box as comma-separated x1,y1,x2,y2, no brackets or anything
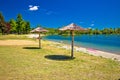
0,40,38,45
48,41,120,61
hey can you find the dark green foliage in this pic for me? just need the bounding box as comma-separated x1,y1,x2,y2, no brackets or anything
45,28,59,35
9,14,31,34
0,13,31,35
101,28,120,34
0,12,5,34
16,14,23,34
0,12,4,22
25,21,30,34
9,19,17,33
0,12,11,34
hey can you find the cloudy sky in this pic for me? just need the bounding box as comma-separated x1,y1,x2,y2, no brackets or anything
0,0,120,29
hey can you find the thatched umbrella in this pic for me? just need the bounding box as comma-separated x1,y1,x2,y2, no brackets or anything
31,27,48,49
59,23,85,58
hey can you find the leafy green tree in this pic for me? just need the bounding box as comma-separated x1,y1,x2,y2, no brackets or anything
44,28,58,35
21,21,26,34
16,14,23,34
9,19,17,33
0,12,11,34
9,14,30,34
0,12,5,34
86,28,93,35
21,21,30,34
115,28,120,34
102,28,109,34
109,28,114,34
25,21,30,34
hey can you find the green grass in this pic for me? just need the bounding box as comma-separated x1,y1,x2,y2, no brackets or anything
0,34,120,80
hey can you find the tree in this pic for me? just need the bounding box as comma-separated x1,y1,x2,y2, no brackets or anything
4,22,11,34
9,14,30,34
102,28,109,34
25,21,30,34
0,12,11,34
115,28,120,34
9,19,17,33
109,28,114,34
25,21,30,33
0,12,5,34
21,21,26,34
21,21,30,34
16,14,23,34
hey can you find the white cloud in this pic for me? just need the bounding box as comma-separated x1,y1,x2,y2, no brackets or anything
29,5,39,11
90,24,94,26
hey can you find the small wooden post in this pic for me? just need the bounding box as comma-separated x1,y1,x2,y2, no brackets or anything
71,30,74,58
39,33,41,49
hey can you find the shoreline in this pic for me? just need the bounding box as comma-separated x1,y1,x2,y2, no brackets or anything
48,40,120,61
26,34,120,61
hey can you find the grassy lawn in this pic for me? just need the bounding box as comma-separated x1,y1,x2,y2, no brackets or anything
0,34,120,80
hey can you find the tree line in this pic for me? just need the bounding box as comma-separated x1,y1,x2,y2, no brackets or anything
0,12,120,35
74,28,120,35
45,27,120,35
0,12,30,34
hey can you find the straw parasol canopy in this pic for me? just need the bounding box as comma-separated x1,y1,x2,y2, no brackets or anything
31,27,48,33
59,23,85,58
31,27,48,49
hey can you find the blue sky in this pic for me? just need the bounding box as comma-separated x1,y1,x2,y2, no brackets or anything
0,0,120,29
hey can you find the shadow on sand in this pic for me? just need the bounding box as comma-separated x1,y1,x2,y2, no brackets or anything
45,55,75,61
23,47,41,49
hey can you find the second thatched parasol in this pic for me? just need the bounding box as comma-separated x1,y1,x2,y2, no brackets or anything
59,23,85,58
31,27,48,49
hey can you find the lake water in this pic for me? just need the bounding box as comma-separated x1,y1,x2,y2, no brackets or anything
44,35,120,55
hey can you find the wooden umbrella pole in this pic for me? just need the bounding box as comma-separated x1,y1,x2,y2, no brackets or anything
39,33,41,49
71,30,74,58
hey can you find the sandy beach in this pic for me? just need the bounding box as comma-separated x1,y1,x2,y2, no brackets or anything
0,40,38,45
47,40,120,61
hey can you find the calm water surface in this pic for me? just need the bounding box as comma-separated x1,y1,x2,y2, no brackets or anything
44,35,120,55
